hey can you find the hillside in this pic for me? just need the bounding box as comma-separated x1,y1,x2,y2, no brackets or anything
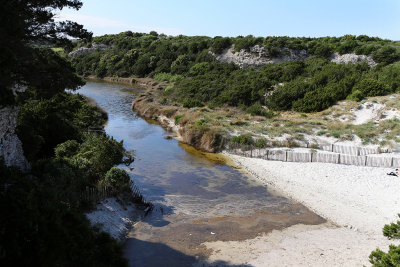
71,32,400,114
70,32,400,153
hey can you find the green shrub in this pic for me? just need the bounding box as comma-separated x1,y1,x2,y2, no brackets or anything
55,140,80,158
372,46,400,65
164,85,174,92
102,167,131,193
255,138,267,148
154,72,184,83
17,93,106,161
246,103,264,116
346,89,364,101
313,44,333,58
194,118,206,126
175,115,184,124
189,62,210,76
246,103,275,118
369,214,400,266
211,37,232,53
383,214,400,239
353,78,390,97
182,98,204,108
231,134,254,146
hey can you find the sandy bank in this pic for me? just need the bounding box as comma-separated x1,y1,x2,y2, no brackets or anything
226,154,400,235
199,154,400,266
86,197,142,243
200,223,395,267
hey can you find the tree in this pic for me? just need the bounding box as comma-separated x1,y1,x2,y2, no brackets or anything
0,0,92,105
369,214,400,266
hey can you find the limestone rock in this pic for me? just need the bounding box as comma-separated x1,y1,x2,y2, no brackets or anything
330,53,377,67
0,107,30,171
213,45,377,69
68,42,109,58
213,45,310,69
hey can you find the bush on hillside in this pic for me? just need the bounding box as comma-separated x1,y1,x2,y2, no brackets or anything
353,78,390,97
372,46,400,65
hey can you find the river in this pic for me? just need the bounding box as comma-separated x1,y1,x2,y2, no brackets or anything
78,81,324,267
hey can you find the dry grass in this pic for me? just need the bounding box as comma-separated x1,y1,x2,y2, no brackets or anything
135,81,400,150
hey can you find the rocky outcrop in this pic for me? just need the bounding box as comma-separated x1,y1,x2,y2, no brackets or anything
330,53,377,67
213,45,378,69
213,45,310,69
0,107,29,171
69,43,109,58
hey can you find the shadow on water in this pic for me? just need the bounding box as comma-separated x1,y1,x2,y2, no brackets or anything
124,238,253,267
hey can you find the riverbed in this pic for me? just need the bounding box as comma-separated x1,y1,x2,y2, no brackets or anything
78,81,324,266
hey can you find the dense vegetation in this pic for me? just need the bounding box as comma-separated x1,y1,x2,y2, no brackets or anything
0,1,130,266
72,32,400,113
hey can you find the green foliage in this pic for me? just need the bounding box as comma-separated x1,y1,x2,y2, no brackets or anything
175,115,185,124
231,134,254,146
383,214,400,239
164,85,174,92
0,0,91,106
369,215,400,266
74,133,124,178
233,35,264,51
313,44,333,58
17,93,106,161
370,245,400,266
55,140,80,159
372,46,400,65
154,72,183,83
246,103,275,118
0,1,131,265
346,89,364,101
171,55,191,74
189,62,211,76
376,62,400,92
211,37,232,53
268,79,310,110
194,118,206,126
353,78,390,97
0,159,128,267
255,138,268,148
182,98,204,108
101,167,131,193
72,33,400,113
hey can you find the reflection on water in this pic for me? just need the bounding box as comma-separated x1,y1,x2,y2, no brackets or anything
78,81,324,267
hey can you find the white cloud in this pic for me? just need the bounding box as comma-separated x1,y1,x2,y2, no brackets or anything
56,13,183,36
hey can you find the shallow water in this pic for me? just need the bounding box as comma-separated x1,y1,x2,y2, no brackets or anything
78,81,324,267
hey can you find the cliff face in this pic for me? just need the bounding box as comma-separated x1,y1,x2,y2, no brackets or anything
0,107,30,171
213,45,310,69
68,43,109,58
213,45,377,69
329,52,377,67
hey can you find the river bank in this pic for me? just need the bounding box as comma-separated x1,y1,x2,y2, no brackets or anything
198,155,400,266
131,86,400,266
86,197,144,243
82,79,399,265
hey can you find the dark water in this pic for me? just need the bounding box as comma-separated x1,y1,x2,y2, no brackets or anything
78,81,324,267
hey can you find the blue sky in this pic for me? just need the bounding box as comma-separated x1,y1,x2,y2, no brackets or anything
58,0,400,40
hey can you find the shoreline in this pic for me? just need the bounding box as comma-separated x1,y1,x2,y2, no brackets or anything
87,78,400,265
85,197,145,244
226,154,400,235
197,153,400,266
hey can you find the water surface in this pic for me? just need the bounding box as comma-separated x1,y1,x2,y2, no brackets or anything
78,81,324,266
